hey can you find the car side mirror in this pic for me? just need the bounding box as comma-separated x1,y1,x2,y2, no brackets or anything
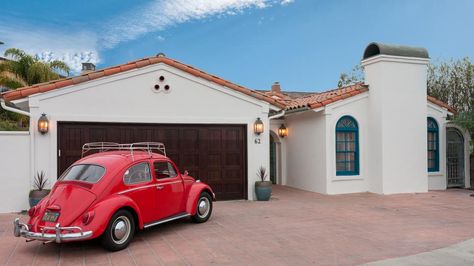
183,170,189,176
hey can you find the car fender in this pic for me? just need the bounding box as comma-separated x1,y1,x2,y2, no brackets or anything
185,182,215,215
78,194,144,238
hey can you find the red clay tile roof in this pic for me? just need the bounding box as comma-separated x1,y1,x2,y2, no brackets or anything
1,56,455,114
427,95,456,113
285,83,369,110
0,56,287,108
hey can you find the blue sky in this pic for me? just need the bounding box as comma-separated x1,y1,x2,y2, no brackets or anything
1,0,473,92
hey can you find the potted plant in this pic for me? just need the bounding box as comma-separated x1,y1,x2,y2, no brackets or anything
29,171,50,207
255,166,272,201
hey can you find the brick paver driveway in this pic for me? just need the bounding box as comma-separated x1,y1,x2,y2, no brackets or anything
2,186,474,265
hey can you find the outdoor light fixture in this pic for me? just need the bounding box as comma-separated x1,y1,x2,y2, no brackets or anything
38,114,49,134
254,117,264,135
278,124,288,138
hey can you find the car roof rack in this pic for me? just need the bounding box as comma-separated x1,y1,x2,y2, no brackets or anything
81,142,166,159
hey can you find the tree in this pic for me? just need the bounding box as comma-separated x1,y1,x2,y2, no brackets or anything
0,48,70,89
427,58,473,113
427,58,474,141
337,64,363,88
0,48,71,130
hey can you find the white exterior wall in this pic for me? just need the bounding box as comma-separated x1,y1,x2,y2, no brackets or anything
427,103,450,190
325,93,370,194
0,132,30,212
363,55,429,194
24,63,274,200
284,111,327,193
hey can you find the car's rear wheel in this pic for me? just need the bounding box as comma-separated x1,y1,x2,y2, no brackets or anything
191,192,213,223
101,209,135,251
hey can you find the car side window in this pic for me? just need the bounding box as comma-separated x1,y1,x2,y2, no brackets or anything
123,162,152,185
154,161,178,179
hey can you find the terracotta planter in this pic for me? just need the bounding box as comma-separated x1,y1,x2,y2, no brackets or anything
255,181,272,201
29,189,50,208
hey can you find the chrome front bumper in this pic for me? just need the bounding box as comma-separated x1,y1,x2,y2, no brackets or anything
13,218,93,243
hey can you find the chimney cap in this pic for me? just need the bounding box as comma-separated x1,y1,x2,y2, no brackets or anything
82,62,96,71
271,82,281,93
363,42,429,60
157,52,166,57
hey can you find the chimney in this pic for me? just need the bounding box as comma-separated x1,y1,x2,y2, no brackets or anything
361,42,429,194
271,82,281,94
81,62,96,75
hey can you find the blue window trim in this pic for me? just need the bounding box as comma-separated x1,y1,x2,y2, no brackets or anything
335,116,360,176
427,117,439,172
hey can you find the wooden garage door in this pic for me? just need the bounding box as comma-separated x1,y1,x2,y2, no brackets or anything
58,122,247,200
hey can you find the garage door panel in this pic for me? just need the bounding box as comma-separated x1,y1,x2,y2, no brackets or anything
208,129,222,151
207,169,221,181
119,128,135,141
135,129,153,141
225,153,242,166
208,154,222,167
58,122,247,200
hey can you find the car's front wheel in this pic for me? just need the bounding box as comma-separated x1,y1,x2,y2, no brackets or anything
101,209,135,251
191,192,213,223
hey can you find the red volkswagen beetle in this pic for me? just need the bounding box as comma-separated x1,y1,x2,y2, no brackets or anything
14,142,215,251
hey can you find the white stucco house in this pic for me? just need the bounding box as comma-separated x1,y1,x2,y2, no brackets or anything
0,42,471,212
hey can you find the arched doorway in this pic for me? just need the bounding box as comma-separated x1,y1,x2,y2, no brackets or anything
446,128,465,188
269,131,281,184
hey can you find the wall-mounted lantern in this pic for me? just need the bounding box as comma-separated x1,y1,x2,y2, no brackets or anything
278,124,288,138
254,117,264,135
38,114,49,134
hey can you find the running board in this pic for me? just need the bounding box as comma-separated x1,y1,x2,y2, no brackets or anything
143,213,190,229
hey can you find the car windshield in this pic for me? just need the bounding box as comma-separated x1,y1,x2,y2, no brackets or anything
60,164,106,183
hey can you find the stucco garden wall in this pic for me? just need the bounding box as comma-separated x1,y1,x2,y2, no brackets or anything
0,132,30,212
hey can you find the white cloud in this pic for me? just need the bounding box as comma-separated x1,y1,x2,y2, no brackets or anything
0,25,99,73
101,0,294,49
0,0,294,74
280,0,294,5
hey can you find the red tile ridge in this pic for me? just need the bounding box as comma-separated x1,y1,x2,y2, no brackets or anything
0,55,286,108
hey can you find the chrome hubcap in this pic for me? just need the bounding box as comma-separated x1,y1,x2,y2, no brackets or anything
112,216,130,244
198,197,210,218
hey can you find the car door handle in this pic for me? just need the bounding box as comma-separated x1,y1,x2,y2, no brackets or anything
156,185,164,190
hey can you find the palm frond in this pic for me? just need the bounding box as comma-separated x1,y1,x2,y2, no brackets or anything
49,60,70,76
4,48,27,60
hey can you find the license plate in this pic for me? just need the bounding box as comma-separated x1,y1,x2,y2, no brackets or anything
42,212,60,222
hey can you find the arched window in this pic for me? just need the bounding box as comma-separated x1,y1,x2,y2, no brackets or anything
427,117,439,172
336,116,359,176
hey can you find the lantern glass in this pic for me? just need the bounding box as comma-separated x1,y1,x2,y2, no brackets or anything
38,114,49,134
278,124,288,138
254,118,264,135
